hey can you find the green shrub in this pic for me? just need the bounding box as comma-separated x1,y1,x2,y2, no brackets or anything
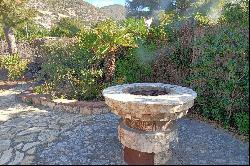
33,85,47,94
115,46,153,84
0,54,29,80
194,12,213,26
37,40,104,100
187,25,249,128
152,0,249,134
50,18,86,37
122,18,148,40
219,0,249,27
234,112,249,134
15,22,50,41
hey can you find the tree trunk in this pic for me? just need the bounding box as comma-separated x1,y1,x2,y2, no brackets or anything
3,26,18,54
104,51,116,83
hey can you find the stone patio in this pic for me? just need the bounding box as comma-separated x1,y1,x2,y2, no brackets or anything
0,83,249,165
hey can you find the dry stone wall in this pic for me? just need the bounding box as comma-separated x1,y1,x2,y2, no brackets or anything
16,86,110,116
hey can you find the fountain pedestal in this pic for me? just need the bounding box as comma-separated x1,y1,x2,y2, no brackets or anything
103,83,197,165
119,119,178,165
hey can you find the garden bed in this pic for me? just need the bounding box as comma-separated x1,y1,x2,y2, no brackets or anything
16,84,110,116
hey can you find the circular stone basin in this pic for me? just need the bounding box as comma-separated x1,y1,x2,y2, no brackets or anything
103,83,197,121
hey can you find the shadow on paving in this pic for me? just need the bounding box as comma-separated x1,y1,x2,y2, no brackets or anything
169,118,249,165
0,84,249,165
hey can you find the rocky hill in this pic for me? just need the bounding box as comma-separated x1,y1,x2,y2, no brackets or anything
27,0,109,29
100,5,127,22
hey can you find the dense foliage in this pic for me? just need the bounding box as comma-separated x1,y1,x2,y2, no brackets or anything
0,54,29,80
0,0,36,54
0,0,35,27
188,25,249,131
189,1,249,134
50,18,86,37
36,19,152,100
36,39,104,100
125,0,162,18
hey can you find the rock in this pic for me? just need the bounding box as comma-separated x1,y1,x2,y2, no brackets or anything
0,148,13,165
0,133,15,140
0,140,11,151
47,101,56,109
9,151,24,165
0,126,11,133
27,148,36,155
32,122,48,127
1,84,249,165
20,155,35,165
14,134,37,143
17,127,45,136
91,159,109,165
200,149,206,153
80,107,92,115
215,158,226,163
48,124,60,130
101,107,110,114
38,130,59,142
92,108,103,114
16,143,24,150
0,114,10,122
22,142,40,151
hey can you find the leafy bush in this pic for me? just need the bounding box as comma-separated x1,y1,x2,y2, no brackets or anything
219,0,249,27
114,46,153,84
37,40,104,100
0,54,29,80
50,18,86,37
187,25,249,128
122,18,148,40
151,0,249,134
234,112,249,134
15,22,50,41
184,0,249,132
0,25,4,39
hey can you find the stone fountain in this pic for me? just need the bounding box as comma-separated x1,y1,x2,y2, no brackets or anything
103,83,197,165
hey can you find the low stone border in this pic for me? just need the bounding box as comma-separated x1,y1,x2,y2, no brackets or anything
16,86,110,116
0,80,32,90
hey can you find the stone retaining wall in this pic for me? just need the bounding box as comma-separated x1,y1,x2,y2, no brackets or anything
16,87,110,116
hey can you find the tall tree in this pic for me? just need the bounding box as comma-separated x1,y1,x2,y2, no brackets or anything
125,0,162,18
169,0,193,15
0,0,35,54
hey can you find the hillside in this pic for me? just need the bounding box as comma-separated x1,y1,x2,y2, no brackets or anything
100,5,127,22
27,0,108,29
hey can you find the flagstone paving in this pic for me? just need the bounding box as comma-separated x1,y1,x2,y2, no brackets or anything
0,83,249,165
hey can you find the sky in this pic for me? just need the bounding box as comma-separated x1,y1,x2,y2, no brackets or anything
83,0,126,8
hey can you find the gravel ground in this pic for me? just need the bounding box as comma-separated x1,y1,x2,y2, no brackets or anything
0,83,249,165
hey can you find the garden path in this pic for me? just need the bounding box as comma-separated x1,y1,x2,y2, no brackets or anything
0,83,249,165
